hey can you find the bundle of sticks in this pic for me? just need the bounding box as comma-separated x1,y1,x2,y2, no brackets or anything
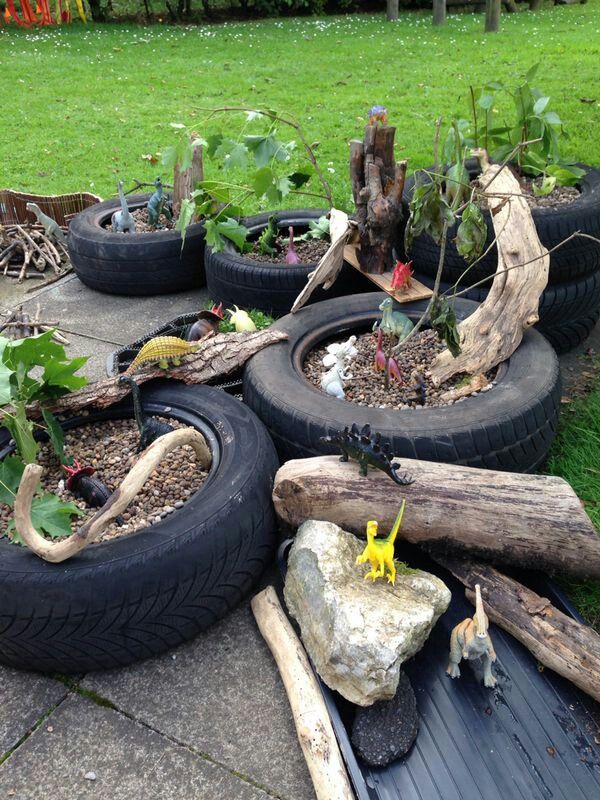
0,222,69,282
0,305,69,344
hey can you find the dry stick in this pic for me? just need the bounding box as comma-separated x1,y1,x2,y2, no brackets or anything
16,224,59,273
25,268,72,293
124,179,174,195
251,586,354,800
14,429,212,563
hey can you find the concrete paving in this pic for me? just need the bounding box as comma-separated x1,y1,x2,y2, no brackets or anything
0,270,598,800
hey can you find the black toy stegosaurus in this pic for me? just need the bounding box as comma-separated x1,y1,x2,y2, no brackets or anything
320,423,415,486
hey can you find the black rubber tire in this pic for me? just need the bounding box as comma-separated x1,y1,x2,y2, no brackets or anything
403,163,600,285
0,382,278,674
205,208,374,316
68,194,206,296
414,269,600,332
243,293,561,473
539,309,600,354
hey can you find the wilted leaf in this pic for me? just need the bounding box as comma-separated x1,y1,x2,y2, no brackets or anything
429,296,461,358
141,153,159,165
455,202,487,263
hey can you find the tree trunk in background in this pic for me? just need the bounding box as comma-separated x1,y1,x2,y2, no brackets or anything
387,0,399,21
529,0,544,8
485,0,501,30
86,0,108,21
433,0,446,26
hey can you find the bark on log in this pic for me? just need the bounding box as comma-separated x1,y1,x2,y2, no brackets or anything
172,139,204,216
251,586,354,800
273,456,600,580
429,153,549,385
27,329,287,417
438,558,600,702
349,124,407,274
14,428,211,563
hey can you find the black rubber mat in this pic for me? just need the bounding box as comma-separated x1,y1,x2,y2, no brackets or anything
279,543,600,800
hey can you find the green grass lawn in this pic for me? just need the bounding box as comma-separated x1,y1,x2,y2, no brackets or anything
1,5,599,203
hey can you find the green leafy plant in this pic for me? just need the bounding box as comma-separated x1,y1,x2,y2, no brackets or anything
164,108,332,253
294,215,330,242
0,332,87,465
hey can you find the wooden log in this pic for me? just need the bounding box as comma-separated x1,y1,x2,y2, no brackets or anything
172,138,204,216
28,329,288,417
251,586,354,800
349,123,407,274
273,456,600,580
438,557,600,702
429,152,549,385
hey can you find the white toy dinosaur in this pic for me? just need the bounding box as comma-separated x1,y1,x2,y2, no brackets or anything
320,335,357,399
447,584,498,688
111,181,136,234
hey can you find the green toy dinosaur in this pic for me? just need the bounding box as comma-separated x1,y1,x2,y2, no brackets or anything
373,297,414,341
25,203,67,244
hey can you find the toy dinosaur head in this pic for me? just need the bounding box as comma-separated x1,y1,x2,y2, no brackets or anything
63,459,95,490
379,297,392,313
474,584,489,638
366,520,378,541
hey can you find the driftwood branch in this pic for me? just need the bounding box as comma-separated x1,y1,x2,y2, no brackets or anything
429,152,549,385
273,456,600,580
251,586,354,800
14,428,211,563
29,329,287,417
439,558,600,702
291,209,356,313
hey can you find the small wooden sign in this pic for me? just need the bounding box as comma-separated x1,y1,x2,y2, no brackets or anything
343,243,433,303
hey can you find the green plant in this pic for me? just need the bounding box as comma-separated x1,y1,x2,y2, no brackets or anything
294,214,330,242
164,109,331,253
467,65,586,187
0,332,87,465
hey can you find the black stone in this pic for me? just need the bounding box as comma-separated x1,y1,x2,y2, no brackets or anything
351,671,418,766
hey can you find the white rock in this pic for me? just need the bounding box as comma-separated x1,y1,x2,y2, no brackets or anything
84,772,97,781
284,520,451,706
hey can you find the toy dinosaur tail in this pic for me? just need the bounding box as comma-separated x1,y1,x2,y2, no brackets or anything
386,499,406,546
389,463,415,486
118,375,145,433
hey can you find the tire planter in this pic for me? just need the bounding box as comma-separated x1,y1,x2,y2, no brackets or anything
243,293,561,473
414,270,600,354
402,162,600,285
0,381,278,674
205,208,374,316
68,194,206,296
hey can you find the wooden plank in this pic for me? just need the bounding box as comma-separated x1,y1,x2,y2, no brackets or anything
344,243,433,303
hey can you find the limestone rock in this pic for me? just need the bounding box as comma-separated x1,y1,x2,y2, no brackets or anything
284,520,451,706
351,671,418,766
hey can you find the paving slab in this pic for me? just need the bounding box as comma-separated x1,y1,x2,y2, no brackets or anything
0,667,68,755
0,693,275,800
82,602,315,800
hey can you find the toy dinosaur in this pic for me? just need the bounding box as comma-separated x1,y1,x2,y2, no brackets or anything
447,584,498,688
320,423,414,486
124,336,199,375
257,215,279,255
373,297,414,341
186,303,224,341
111,181,136,234
63,460,124,525
390,260,413,293
25,203,67,244
356,500,406,585
227,306,257,332
118,375,174,452
410,370,427,406
147,177,173,228
368,104,388,127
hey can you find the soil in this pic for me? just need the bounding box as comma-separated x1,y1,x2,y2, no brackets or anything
249,235,329,264
103,207,177,233
0,417,208,545
473,177,580,211
303,328,496,410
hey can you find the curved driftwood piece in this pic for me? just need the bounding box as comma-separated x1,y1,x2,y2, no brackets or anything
429,151,550,385
291,209,355,313
251,586,354,800
440,557,600,702
273,456,600,580
27,329,287,417
14,428,211,563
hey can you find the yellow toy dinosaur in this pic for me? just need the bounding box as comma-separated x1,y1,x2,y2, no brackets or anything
356,500,405,585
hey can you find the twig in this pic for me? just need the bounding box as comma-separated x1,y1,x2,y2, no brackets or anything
433,116,442,173
124,179,174,196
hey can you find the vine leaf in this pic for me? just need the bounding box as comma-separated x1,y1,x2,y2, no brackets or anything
455,202,487,263
430,296,461,358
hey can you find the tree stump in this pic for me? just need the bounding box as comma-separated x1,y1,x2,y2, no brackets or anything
349,124,407,274
172,138,204,218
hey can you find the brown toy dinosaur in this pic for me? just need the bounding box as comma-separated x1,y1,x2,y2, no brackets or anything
447,584,497,688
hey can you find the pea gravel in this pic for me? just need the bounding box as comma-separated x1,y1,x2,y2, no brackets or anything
0,417,208,544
